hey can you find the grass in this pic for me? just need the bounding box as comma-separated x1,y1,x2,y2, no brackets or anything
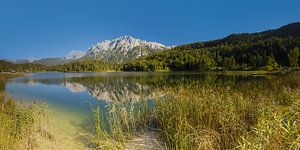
220,70,269,75
3,72,299,149
153,84,300,149
88,72,300,149
84,101,152,149
0,73,49,149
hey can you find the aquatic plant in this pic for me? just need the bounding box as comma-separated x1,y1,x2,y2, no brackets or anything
88,72,300,149
86,100,153,149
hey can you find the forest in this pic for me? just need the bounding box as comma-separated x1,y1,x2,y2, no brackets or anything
122,23,300,71
0,59,119,72
47,59,119,72
0,60,46,72
1,23,300,72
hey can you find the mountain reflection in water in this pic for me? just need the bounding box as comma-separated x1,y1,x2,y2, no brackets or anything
6,72,268,103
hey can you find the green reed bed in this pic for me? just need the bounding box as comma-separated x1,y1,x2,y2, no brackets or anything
0,73,49,150
155,76,300,149
89,73,300,150
87,101,153,149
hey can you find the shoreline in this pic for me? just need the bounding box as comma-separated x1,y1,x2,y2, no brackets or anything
2,69,299,76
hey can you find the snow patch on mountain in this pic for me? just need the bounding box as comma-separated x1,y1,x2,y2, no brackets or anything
83,36,171,62
66,50,86,60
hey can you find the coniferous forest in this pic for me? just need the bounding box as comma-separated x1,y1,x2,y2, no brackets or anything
2,0,300,149
1,23,300,73
122,23,300,71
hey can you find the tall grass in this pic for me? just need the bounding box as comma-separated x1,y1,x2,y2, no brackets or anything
89,73,300,150
155,75,300,149
86,101,153,149
0,73,49,149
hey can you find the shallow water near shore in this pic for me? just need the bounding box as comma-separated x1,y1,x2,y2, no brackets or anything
5,72,268,148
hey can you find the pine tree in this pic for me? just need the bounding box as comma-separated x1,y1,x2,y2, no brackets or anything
264,53,279,71
288,47,299,67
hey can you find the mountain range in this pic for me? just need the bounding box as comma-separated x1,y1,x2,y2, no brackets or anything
11,36,171,66
83,36,171,62
2,22,300,72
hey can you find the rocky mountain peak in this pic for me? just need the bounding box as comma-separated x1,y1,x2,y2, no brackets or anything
84,36,171,62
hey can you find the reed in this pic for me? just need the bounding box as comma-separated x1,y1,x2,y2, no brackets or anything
87,100,153,149
89,73,300,149
0,73,49,149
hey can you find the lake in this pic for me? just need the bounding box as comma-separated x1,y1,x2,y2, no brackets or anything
5,72,266,116
4,72,270,148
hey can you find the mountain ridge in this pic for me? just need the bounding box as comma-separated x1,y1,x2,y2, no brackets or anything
122,22,300,71
82,36,170,62
2,22,300,70
11,36,170,66
176,22,300,50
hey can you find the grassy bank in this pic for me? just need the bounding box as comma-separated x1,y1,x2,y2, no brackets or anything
154,81,300,149
0,73,49,149
89,72,300,149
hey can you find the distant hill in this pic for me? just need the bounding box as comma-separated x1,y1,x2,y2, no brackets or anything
175,22,300,50
3,23,300,72
33,57,70,66
0,60,46,72
122,22,300,71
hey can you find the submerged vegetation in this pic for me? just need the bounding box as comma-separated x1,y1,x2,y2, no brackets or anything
87,72,300,149
0,73,48,149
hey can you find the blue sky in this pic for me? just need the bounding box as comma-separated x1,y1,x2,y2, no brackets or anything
0,0,300,60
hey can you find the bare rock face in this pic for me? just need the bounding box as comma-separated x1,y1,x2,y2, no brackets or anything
83,36,170,62
15,36,171,66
